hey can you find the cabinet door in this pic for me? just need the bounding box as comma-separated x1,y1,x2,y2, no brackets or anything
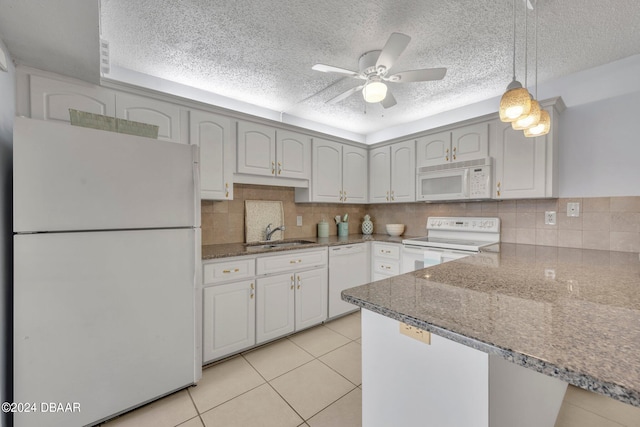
295,268,328,331
190,110,233,200
343,145,368,203
451,123,489,163
237,121,276,176
416,131,451,167
30,74,115,123
203,280,255,362
492,121,547,199
115,93,182,143
256,273,295,344
276,130,311,180
390,140,416,202
312,138,343,202
369,146,391,203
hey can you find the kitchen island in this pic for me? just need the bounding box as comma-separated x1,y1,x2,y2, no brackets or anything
342,243,640,427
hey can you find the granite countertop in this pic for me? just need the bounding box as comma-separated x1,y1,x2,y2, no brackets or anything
342,243,640,407
202,234,409,260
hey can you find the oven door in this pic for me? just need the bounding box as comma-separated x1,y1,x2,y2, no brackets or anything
402,246,445,273
416,168,469,201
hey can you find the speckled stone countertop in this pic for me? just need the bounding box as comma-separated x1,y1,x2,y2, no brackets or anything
202,234,408,260
342,243,640,407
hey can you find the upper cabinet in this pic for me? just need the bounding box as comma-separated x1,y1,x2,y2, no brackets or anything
490,101,562,199
190,110,234,200
236,121,277,176
29,74,116,123
236,121,311,182
417,123,488,168
115,93,183,144
369,140,415,203
296,138,368,203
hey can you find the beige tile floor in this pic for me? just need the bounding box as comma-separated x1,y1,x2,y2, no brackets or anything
103,310,640,427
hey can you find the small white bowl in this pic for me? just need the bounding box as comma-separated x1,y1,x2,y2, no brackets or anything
386,224,405,236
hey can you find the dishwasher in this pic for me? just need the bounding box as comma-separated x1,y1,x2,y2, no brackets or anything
328,243,370,318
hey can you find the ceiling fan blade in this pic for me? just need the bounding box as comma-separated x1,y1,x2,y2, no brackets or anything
327,85,364,104
375,33,411,71
380,91,397,109
312,63,360,78
387,68,447,83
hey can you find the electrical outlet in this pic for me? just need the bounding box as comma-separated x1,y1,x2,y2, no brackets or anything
399,322,431,344
567,202,580,217
545,211,556,225
296,215,303,226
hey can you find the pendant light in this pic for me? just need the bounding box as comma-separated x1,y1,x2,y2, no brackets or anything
524,0,550,137
512,1,541,130
499,0,531,122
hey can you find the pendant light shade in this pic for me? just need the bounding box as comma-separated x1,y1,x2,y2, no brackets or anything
512,98,541,130
524,109,550,137
362,80,387,103
499,82,532,122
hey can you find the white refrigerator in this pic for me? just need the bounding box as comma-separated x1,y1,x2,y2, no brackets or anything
12,117,202,427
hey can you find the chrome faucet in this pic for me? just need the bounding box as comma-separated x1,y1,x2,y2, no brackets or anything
265,223,286,241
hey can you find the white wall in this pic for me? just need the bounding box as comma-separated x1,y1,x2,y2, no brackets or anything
0,37,15,427
559,90,640,197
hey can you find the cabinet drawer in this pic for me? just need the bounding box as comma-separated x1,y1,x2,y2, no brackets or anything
204,258,255,284
257,249,327,275
373,243,401,260
374,261,400,276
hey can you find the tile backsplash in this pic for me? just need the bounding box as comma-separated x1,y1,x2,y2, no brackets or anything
202,185,640,253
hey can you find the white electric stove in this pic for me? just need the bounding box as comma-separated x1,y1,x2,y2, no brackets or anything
401,217,500,273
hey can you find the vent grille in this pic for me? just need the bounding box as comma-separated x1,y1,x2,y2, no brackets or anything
418,157,492,173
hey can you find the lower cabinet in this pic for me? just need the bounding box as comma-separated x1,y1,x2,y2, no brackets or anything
371,242,402,281
203,280,255,363
256,267,327,344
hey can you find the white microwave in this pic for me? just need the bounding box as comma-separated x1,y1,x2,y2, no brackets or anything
416,158,492,201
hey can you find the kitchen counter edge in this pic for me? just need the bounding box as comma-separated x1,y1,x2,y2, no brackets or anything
202,234,409,260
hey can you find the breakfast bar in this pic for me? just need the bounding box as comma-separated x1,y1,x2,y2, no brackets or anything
343,243,640,427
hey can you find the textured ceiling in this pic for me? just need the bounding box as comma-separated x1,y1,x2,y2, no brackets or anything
2,1,640,139
100,0,640,137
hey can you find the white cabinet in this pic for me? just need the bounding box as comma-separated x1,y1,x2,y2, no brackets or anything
237,121,277,176
277,129,311,180
255,248,328,344
369,140,415,203
29,74,116,123
490,100,561,199
115,92,183,143
236,121,311,180
190,110,234,200
296,138,368,203
417,123,488,168
202,257,257,363
256,273,296,343
203,280,255,362
371,242,402,281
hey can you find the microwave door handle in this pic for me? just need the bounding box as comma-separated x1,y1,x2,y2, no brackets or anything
463,169,470,198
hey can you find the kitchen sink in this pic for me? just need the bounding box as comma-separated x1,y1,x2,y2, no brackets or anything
244,239,316,249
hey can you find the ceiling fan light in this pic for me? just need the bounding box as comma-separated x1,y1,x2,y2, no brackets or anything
499,82,531,122
524,109,551,137
363,81,387,103
512,98,541,130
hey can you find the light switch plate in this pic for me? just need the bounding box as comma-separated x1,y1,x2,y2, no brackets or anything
567,202,580,217
296,215,302,226
399,322,431,344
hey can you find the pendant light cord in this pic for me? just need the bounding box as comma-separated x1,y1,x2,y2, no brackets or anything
523,0,528,89
511,0,517,81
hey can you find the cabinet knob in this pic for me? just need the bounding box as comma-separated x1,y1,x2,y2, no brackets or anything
278,161,282,175
497,182,501,197
250,283,254,290
391,190,395,201
446,156,449,161
271,161,275,175
386,191,389,201
250,293,254,299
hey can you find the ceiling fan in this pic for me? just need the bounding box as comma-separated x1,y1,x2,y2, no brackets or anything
312,32,447,109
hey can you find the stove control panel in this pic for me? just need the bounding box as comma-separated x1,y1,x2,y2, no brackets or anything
427,217,500,233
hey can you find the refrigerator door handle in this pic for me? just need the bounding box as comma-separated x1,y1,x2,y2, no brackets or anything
191,144,201,228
